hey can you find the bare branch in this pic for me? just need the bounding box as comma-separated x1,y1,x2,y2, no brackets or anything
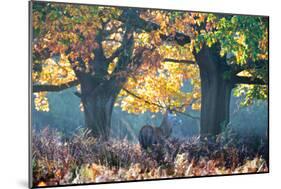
104,39,122,43
163,58,196,65
33,80,79,93
122,87,199,120
233,76,267,85
123,87,162,108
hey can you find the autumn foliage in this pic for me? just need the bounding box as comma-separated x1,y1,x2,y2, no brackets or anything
32,2,268,113
30,1,269,187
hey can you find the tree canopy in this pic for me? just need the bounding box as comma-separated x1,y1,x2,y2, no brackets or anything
32,2,268,114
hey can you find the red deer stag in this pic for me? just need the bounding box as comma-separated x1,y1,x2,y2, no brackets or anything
139,109,181,150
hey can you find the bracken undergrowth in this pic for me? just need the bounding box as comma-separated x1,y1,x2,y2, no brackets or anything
32,127,268,187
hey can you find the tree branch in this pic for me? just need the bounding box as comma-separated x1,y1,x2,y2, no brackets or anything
233,76,267,85
110,30,135,75
163,58,196,65
106,44,124,63
119,9,191,46
33,80,79,93
231,59,268,74
122,87,199,120
123,87,162,108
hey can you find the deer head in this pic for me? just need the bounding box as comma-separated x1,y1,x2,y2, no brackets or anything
159,109,182,138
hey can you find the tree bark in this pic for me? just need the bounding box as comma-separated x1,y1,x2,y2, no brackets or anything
80,77,125,140
77,25,135,140
195,45,233,137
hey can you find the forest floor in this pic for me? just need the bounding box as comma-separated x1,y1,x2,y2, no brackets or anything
32,127,268,187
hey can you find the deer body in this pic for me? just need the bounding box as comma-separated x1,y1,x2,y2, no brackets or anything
139,110,180,150
139,125,165,150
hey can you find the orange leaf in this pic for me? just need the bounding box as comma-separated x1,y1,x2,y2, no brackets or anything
37,181,47,187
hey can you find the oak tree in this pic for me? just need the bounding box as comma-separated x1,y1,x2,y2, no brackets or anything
32,2,268,139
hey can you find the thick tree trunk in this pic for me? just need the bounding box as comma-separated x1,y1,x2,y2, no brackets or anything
80,77,125,140
75,22,134,140
195,45,233,137
200,71,232,136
